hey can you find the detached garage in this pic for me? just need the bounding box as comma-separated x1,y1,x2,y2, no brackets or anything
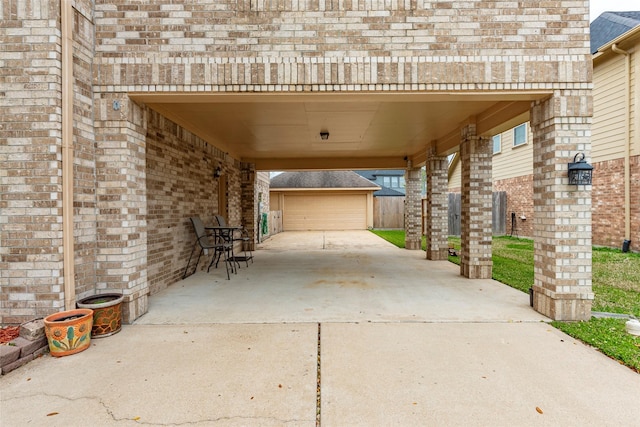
270,171,380,231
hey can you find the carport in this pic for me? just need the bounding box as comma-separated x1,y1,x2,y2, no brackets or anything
128,90,592,319
131,89,593,323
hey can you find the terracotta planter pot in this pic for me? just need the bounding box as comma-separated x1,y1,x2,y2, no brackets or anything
44,309,93,357
77,293,124,338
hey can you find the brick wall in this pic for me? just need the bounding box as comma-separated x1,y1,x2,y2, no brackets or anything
0,1,64,324
494,175,534,238
146,109,242,295
592,156,640,250
632,156,640,252
91,1,591,90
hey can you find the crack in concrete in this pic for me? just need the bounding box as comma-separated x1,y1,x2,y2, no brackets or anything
2,393,121,423
3,393,313,425
316,322,322,427
125,416,314,426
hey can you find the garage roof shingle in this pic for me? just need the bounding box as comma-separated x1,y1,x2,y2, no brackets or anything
270,171,380,189
591,11,640,54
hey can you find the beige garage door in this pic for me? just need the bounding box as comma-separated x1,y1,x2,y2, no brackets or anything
283,193,367,230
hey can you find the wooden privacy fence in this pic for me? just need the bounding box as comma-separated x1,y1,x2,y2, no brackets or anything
373,196,405,229
444,192,506,236
267,210,283,236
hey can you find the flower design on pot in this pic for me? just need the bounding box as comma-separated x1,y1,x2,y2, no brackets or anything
50,326,89,351
77,293,124,338
44,309,93,357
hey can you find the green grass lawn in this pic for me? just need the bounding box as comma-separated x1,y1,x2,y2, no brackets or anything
370,229,640,373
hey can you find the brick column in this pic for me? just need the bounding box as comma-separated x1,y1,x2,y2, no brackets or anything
240,162,257,251
460,124,493,279
530,91,593,321
404,162,422,250
425,148,449,260
95,94,148,323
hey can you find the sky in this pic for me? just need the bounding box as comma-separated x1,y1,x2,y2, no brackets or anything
590,0,639,22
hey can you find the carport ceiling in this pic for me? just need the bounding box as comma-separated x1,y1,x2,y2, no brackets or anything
130,92,549,170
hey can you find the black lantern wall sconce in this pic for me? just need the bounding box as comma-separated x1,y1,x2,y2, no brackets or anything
213,165,222,178
567,153,593,185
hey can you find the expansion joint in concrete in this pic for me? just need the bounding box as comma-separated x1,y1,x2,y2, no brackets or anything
316,322,321,427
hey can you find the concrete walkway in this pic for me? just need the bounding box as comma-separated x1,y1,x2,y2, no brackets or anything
2,231,639,426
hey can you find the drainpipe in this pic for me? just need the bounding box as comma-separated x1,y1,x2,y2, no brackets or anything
61,0,75,310
611,43,631,244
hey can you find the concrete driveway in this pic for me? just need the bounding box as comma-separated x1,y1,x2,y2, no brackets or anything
2,231,639,426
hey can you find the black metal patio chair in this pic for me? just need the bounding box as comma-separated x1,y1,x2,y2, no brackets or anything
183,216,233,280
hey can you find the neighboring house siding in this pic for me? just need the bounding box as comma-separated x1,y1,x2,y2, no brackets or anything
449,126,534,238
593,54,628,161
449,124,533,192
590,34,640,249
492,126,534,182
448,158,462,191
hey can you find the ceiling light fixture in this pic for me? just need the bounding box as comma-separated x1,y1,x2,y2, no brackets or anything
320,131,330,140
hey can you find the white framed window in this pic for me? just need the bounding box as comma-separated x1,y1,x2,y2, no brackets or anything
513,123,527,147
492,134,501,154
381,176,404,189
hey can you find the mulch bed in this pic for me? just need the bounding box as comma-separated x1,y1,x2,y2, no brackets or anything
0,326,20,344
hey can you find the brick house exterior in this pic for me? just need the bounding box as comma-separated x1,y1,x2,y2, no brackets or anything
1,1,593,323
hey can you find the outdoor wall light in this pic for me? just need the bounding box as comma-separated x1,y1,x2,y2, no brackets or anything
213,165,222,178
568,152,593,185
320,131,330,140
